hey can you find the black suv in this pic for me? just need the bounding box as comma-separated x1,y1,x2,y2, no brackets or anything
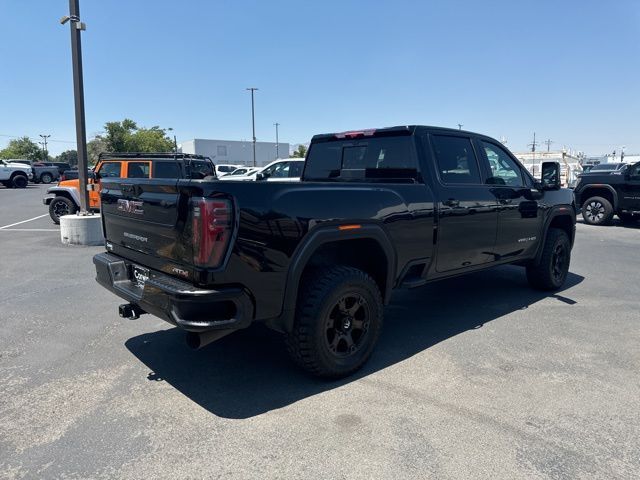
574,161,640,224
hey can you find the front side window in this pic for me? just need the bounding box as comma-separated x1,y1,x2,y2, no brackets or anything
629,162,640,178
430,135,481,184
98,162,122,178
481,142,523,186
271,162,291,178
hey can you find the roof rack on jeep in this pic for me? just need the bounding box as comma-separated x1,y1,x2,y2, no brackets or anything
97,152,211,161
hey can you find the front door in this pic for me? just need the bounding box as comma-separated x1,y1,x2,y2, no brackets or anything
479,140,542,260
426,133,498,273
620,162,640,211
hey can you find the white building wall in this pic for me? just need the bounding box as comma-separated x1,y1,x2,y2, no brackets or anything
180,139,290,167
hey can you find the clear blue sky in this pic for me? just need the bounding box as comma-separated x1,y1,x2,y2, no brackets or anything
1,0,638,156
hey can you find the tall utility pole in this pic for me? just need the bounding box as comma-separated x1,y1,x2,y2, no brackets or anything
39,134,51,160
544,139,553,152
246,87,258,167
458,123,463,130
274,122,280,159
61,0,89,213
528,132,539,153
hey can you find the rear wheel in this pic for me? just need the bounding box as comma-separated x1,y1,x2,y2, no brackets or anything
286,266,383,378
582,196,613,225
40,172,53,184
49,196,77,224
526,228,571,291
11,174,28,189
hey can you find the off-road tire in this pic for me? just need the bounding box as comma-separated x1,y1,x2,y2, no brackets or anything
49,196,77,224
526,228,571,291
40,172,53,184
11,174,28,189
286,266,383,378
582,196,613,225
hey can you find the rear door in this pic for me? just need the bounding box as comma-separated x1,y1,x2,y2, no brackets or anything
478,140,542,260
424,133,498,272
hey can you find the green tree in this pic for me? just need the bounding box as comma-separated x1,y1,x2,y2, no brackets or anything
56,150,78,166
291,144,307,158
102,119,174,153
0,136,45,160
87,137,107,166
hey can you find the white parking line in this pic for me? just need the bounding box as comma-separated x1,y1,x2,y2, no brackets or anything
0,214,49,230
0,228,59,232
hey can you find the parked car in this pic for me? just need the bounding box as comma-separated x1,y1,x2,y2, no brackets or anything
220,167,258,177
43,152,215,223
584,163,628,174
215,164,242,176
574,160,640,224
5,159,60,184
225,158,304,182
93,125,576,378
0,159,33,188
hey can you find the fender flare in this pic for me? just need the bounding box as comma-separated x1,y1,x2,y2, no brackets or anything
533,205,576,265
45,187,81,207
276,224,396,333
577,184,619,209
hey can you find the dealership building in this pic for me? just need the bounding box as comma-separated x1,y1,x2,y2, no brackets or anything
179,139,290,167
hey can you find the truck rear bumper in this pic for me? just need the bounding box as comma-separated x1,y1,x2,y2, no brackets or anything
93,252,253,333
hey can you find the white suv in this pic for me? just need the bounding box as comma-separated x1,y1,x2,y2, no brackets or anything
224,159,304,182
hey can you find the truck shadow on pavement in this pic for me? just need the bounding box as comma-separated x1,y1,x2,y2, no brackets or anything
125,266,584,419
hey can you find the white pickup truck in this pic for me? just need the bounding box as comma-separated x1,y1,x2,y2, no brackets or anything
0,159,33,188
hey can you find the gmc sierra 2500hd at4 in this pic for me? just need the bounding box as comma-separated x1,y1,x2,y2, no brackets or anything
94,126,576,378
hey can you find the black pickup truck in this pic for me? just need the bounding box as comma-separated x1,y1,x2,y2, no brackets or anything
574,161,640,225
94,126,576,377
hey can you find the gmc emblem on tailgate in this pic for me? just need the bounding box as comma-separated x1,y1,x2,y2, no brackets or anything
117,199,144,215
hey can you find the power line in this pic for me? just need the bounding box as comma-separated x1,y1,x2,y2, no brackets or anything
527,132,539,153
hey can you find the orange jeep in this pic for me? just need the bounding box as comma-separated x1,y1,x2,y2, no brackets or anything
43,153,215,223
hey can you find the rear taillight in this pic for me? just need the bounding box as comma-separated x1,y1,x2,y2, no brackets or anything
192,197,233,268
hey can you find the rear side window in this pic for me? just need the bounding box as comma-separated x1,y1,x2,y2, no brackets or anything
304,136,419,182
127,162,150,179
289,161,304,177
189,160,214,179
98,161,122,178
153,161,181,178
430,135,481,184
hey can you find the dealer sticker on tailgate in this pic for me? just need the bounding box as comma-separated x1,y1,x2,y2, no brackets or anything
132,265,149,288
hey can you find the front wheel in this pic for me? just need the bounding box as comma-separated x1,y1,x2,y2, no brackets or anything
582,196,613,225
526,228,571,291
286,266,383,378
49,196,78,224
11,174,28,188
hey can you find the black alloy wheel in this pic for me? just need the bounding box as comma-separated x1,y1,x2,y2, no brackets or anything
325,293,371,358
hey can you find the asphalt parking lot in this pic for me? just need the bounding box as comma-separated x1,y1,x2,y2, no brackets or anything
1,184,639,479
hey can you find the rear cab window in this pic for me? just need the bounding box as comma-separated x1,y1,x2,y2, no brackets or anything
303,134,420,182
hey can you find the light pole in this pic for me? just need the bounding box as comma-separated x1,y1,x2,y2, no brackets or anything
274,122,280,159
458,123,463,130
60,0,89,214
246,87,258,166
168,128,178,153
39,134,51,160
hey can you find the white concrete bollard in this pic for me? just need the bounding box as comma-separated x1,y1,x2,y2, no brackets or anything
60,214,104,246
